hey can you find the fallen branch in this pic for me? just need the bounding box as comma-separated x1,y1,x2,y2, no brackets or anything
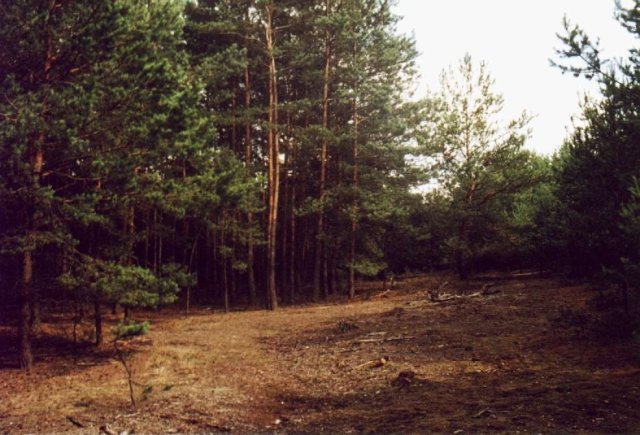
355,336,414,344
429,286,499,303
67,416,85,428
473,407,493,418
354,356,389,369
99,425,117,435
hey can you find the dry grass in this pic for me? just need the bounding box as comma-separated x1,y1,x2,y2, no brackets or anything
1,272,640,433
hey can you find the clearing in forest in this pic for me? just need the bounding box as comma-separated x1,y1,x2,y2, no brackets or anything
1,272,639,433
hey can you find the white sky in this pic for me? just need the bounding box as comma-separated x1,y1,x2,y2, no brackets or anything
394,0,637,155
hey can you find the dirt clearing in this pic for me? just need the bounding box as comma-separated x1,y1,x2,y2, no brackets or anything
1,273,639,433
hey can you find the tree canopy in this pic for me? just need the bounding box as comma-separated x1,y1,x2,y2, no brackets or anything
2,0,639,370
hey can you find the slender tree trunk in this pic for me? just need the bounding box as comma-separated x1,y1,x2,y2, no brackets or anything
231,85,238,155
30,285,41,334
281,133,290,302
457,175,476,280
231,213,239,305
314,0,332,301
302,219,311,294
20,231,35,370
121,203,136,320
181,162,189,265
244,29,258,306
20,1,56,369
210,227,217,302
348,41,359,300
456,220,470,280
90,215,103,346
94,299,103,345
220,213,230,312
322,246,329,299
185,232,198,317
223,256,230,313
289,142,297,304
265,1,280,310
144,209,150,268
153,209,159,273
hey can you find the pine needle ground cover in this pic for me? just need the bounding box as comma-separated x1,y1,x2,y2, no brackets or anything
1,272,639,433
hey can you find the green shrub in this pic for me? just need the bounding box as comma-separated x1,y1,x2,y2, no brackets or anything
113,320,150,339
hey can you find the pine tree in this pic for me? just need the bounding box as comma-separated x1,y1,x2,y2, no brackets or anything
548,1,640,281
0,0,256,368
417,55,536,278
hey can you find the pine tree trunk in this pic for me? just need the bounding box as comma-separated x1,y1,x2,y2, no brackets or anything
456,221,470,280
289,145,297,304
281,135,290,302
20,232,35,370
223,258,230,313
265,1,279,310
244,29,258,306
231,213,238,305
349,46,359,301
94,299,103,345
457,176,476,280
30,288,41,334
186,231,198,317
20,1,56,370
314,0,332,302
153,209,159,273
231,85,238,155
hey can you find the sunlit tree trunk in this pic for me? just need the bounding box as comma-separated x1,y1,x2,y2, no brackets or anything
265,1,279,310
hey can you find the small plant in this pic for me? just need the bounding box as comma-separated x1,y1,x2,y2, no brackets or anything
112,320,150,339
113,320,151,408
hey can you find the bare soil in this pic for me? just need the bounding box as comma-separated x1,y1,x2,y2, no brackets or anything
1,272,640,433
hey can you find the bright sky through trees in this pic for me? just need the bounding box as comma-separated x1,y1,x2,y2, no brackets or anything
394,0,636,154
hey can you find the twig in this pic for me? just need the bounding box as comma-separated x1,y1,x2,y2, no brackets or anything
99,425,117,435
355,336,414,344
354,356,389,369
67,416,85,428
473,407,493,418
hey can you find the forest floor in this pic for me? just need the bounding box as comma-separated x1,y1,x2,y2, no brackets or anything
1,272,640,433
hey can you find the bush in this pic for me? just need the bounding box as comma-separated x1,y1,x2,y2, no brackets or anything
113,320,150,339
